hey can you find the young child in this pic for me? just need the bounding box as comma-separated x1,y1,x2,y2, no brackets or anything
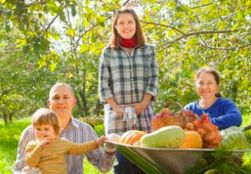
22,108,107,174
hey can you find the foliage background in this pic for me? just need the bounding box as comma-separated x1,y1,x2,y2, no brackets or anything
0,0,250,123
0,1,251,173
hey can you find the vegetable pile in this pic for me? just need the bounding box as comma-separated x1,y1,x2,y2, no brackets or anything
112,107,250,151
184,113,221,148
107,107,251,174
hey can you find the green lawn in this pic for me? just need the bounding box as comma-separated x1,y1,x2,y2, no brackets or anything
0,118,29,174
0,115,251,174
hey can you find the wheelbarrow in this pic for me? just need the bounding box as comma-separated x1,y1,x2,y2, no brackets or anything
109,142,249,174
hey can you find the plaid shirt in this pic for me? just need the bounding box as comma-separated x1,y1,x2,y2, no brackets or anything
99,44,158,134
14,118,114,174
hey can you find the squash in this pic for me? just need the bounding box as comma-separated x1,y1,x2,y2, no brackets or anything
140,125,185,148
119,130,146,145
221,131,250,150
180,131,203,148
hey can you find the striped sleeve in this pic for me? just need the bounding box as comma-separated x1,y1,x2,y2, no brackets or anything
13,126,35,173
144,45,158,99
83,124,115,173
99,47,114,103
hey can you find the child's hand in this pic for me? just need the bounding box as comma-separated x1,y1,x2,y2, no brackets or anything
96,136,107,146
39,136,53,147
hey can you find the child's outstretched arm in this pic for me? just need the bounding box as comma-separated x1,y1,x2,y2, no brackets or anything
96,136,107,146
66,136,107,155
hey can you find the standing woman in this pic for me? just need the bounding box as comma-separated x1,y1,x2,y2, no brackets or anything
99,7,158,174
184,67,242,130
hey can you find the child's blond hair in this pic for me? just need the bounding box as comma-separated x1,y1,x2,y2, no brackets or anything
32,108,60,135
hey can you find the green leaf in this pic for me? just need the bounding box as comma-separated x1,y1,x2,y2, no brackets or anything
80,44,88,53
82,18,90,27
15,39,27,48
66,28,76,37
59,10,66,22
49,62,56,72
71,5,76,17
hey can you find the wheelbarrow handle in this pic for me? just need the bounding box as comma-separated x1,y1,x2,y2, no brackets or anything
243,124,251,132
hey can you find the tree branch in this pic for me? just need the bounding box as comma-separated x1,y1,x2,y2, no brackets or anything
75,16,112,46
44,14,60,32
191,3,213,9
158,29,239,51
0,50,24,54
123,0,131,6
140,21,185,35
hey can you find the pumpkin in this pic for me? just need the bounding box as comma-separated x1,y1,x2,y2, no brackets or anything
180,131,203,148
140,125,185,148
119,130,146,145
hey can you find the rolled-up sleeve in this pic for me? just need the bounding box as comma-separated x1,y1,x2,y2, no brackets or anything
99,47,114,103
13,126,34,173
145,45,158,99
85,125,115,172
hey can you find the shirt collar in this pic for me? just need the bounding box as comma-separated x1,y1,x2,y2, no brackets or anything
68,117,79,128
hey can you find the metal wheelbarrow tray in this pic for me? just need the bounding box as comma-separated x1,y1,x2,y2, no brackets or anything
110,142,249,174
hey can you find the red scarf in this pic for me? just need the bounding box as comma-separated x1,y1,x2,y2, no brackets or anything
119,37,136,48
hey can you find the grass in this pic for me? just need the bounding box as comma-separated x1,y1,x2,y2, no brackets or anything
0,118,30,174
0,114,251,174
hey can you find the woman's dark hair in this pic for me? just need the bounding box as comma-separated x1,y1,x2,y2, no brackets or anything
109,7,145,48
196,67,222,97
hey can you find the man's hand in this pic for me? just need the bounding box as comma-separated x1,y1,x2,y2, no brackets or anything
103,142,116,155
103,134,120,155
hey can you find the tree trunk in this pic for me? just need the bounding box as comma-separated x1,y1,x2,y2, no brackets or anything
3,114,8,124
93,100,102,116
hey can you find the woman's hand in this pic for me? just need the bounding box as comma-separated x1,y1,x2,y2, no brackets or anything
132,102,146,116
132,94,153,116
106,97,124,117
113,105,124,117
